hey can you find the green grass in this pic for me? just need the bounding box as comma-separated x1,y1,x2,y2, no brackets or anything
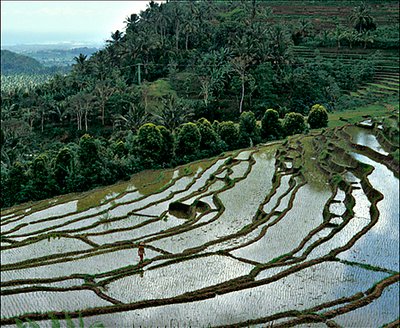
328,101,398,128
367,83,399,91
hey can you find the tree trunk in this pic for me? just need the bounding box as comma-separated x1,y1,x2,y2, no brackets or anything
77,113,81,131
84,109,88,131
41,112,44,132
185,33,189,51
175,21,180,50
239,77,245,113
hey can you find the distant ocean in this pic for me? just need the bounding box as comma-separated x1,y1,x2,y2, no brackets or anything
1,31,105,47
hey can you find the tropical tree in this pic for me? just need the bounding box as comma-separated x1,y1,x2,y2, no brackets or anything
114,103,153,132
94,80,115,126
219,121,239,150
107,30,124,45
350,2,377,33
261,108,282,140
197,48,232,107
155,95,194,131
136,123,164,167
238,111,259,147
175,122,201,157
307,104,328,129
283,112,306,136
266,25,293,69
73,54,88,73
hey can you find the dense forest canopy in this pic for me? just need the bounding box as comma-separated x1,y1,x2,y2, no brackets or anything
1,0,399,208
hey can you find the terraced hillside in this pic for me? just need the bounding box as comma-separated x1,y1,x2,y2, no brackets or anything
267,1,399,29
293,46,400,103
1,114,399,327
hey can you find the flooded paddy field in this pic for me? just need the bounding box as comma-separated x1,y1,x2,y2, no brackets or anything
1,118,399,327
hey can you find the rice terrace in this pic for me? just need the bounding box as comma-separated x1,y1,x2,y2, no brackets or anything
1,116,399,326
1,0,399,327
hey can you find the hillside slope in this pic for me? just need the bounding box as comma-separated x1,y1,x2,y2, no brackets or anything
1,49,46,75
1,114,398,326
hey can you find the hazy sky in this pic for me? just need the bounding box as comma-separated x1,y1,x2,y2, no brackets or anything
1,1,155,46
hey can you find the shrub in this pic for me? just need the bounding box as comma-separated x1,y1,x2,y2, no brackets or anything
158,125,174,165
136,123,164,168
308,104,329,129
239,111,260,147
283,112,306,136
219,121,239,150
176,122,201,157
261,108,282,140
196,118,219,150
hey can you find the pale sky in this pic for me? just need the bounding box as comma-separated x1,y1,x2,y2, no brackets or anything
1,1,157,46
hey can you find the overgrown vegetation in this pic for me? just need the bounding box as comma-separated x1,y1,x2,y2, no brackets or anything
1,0,399,208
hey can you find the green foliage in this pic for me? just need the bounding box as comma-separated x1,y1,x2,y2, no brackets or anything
136,123,164,168
196,118,222,155
77,134,105,186
350,2,377,33
219,121,239,150
238,111,259,147
1,0,398,208
283,112,306,136
157,125,174,164
1,50,45,75
308,104,329,129
261,108,282,140
176,122,201,157
54,147,75,190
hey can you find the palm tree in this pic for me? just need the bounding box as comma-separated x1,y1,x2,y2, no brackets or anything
154,95,194,131
124,14,140,32
330,25,346,49
350,2,376,33
73,54,87,73
107,30,124,44
183,18,198,51
114,103,153,132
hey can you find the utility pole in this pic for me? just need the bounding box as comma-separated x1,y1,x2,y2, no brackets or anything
137,63,142,85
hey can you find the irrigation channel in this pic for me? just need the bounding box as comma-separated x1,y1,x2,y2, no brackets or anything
1,116,399,327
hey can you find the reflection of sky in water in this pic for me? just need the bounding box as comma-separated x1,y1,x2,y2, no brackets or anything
79,262,388,327
233,184,331,263
346,126,389,155
335,281,399,327
151,152,276,254
339,152,399,271
3,200,78,232
104,255,253,303
1,237,91,265
1,289,110,319
1,248,160,281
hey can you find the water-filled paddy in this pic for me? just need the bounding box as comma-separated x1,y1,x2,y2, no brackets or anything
1,123,398,326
